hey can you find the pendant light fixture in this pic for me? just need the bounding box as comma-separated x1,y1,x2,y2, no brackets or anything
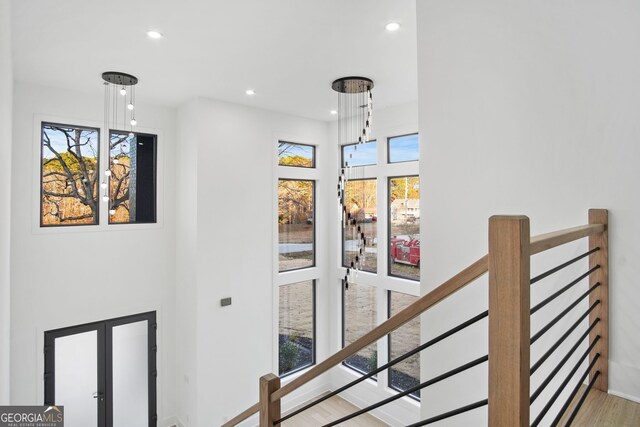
102,71,139,215
332,76,374,289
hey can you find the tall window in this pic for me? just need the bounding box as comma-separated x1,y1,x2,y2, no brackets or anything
340,131,421,401
41,123,100,226
388,291,420,399
389,176,420,280
279,281,316,376
342,179,377,272
343,283,378,377
276,140,318,377
278,179,315,271
109,131,157,224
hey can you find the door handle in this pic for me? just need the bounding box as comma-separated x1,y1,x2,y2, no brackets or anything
92,392,104,401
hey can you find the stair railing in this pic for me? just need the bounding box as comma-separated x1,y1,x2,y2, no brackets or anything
223,209,608,427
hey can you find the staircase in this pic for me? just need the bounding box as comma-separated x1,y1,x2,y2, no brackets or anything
224,209,611,426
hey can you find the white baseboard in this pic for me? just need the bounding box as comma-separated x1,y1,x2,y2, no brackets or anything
609,389,640,404
281,384,331,413
609,360,640,403
339,389,405,426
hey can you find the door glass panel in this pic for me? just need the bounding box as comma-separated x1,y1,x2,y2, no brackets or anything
55,331,98,427
112,320,149,427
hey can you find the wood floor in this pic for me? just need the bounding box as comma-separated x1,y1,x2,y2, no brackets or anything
280,388,640,426
559,387,640,426
281,395,388,427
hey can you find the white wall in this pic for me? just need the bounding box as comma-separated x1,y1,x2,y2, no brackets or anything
175,98,200,427
10,82,178,425
175,98,331,425
0,0,13,405
418,0,640,422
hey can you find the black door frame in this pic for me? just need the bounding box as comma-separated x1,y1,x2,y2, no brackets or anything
44,311,157,427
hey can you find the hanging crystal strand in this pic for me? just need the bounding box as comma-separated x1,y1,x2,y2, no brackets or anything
333,77,374,289
102,82,109,208
123,84,127,133
360,169,365,269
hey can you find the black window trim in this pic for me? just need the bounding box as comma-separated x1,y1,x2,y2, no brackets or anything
279,280,317,378
278,178,316,273
387,290,421,401
341,281,378,380
278,140,316,169
107,129,158,225
340,139,377,168
340,177,378,274
387,174,420,282
40,121,102,228
387,132,420,165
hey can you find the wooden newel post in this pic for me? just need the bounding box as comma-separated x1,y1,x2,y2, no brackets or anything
259,374,281,427
488,216,530,427
589,209,609,392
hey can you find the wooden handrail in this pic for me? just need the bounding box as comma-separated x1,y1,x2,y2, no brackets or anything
530,224,604,255
223,221,607,426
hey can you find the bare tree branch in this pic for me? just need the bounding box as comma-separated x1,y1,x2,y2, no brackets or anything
41,126,98,224
59,213,94,222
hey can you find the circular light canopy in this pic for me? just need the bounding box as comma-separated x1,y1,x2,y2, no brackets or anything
102,71,138,86
331,77,374,94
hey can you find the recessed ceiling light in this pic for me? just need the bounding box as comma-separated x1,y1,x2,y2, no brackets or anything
147,30,163,39
330,110,338,115
385,22,401,32
245,89,256,96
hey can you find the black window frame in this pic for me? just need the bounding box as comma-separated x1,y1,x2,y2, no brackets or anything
341,281,378,379
341,139,377,168
387,290,421,401
387,133,419,164
387,174,421,282
107,129,158,225
341,177,378,274
277,178,316,272
278,280,317,378
40,121,101,227
278,141,316,168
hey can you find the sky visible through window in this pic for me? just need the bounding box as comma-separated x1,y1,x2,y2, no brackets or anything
388,134,419,163
342,140,377,167
43,127,98,159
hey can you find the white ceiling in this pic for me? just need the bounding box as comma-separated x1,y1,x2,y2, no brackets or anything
10,0,418,121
